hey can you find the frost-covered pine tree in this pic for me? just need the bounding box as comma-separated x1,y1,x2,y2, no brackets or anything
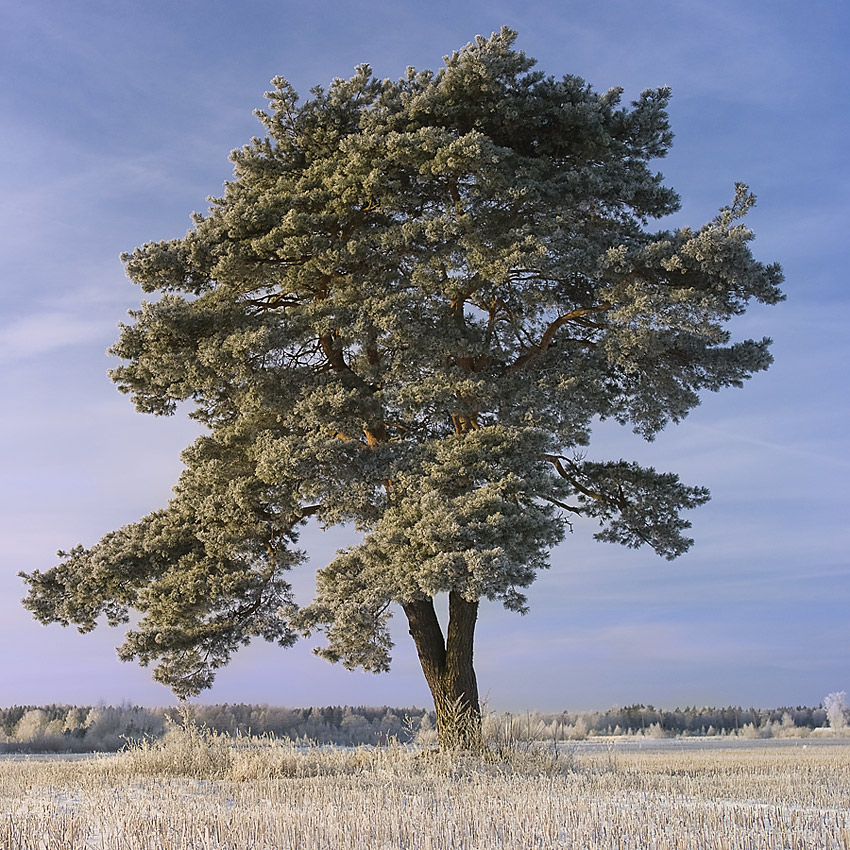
21,29,783,749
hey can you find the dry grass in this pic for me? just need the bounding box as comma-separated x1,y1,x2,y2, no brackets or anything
2,725,849,849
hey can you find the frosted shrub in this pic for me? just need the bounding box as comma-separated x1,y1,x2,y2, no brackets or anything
14,709,48,743
118,714,237,778
825,691,848,731
84,706,135,750
11,709,68,750
774,711,808,738
566,717,589,740
14,710,52,746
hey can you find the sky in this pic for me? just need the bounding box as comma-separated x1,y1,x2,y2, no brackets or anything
1,0,848,714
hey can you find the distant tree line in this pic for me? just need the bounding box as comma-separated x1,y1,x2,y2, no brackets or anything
0,702,842,753
0,704,425,752
527,704,832,740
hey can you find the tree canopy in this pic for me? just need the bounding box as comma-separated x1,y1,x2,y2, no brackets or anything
21,28,783,744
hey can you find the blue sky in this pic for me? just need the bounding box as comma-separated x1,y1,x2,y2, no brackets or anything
1,0,847,713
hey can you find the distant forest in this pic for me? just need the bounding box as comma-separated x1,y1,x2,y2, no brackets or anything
0,703,840,753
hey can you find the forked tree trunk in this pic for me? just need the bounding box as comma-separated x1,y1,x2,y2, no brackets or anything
402,590,481,750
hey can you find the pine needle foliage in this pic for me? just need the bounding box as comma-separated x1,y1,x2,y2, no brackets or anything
21,28,782,747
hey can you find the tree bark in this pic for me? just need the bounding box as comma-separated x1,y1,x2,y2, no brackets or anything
402,590,481,750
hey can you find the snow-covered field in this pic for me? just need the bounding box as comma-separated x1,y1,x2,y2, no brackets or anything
3,733,849,849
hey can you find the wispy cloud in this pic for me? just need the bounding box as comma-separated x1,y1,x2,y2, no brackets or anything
0,312,110,363
684,421,850,472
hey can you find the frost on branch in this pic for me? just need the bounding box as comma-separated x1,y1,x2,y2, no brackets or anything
20,29,782,709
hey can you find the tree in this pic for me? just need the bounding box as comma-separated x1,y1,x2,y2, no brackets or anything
20,29,783,749
824,691,847,731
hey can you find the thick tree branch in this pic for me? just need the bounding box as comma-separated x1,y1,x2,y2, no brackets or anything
544,453,605,500
506,302,612,374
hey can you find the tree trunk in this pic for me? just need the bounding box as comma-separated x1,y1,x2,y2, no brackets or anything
402,590,481,750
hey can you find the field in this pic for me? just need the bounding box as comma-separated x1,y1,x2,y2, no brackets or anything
3,725,849,849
